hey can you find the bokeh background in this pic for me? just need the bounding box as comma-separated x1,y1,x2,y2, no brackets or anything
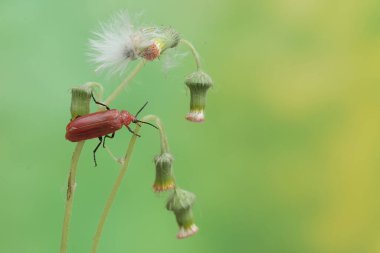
1,0,380,252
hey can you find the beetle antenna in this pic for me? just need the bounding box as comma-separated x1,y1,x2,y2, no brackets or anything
133,102,157,129
136,120,158,129
135,101,148,118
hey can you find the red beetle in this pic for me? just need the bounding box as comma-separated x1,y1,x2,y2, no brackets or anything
65,94,156,166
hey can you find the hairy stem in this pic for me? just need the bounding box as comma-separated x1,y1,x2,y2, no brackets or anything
84,82,104,102
143,114,169,153
104,145,123,165
91,125,142,253
60,61,145,253
60,141,85,253
180,39,202,70
104,60,145,105
91,115,164,253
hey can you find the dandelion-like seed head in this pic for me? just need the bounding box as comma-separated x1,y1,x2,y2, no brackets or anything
89,11,180,75
89,11,139,74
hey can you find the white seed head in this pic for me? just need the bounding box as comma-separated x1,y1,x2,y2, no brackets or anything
89,11,142,74
89,11,181,75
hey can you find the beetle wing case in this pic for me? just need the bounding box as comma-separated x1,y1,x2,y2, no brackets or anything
65,109,123,142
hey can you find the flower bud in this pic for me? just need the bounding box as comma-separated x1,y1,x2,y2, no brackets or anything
166,188,199,239
185,71,213,122
138,27,180,61
153,152,175,192
70,86,92,120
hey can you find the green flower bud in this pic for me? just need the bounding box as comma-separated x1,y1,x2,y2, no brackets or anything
70,86,92,120
153,152,176,192
185,71,213,122
166,188,199,239
138,27,180,61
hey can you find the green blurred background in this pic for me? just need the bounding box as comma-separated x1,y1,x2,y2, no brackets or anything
1,0,380,252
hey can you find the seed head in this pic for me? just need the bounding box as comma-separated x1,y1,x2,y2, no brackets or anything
153,152,175,192
89,11,180,74
185,71,213,122
166,188,199,239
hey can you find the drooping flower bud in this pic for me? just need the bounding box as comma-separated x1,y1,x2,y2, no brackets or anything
70,86,92,120
166,188,199,239
138,27,180,61
153,152,175,192
185,71,213,122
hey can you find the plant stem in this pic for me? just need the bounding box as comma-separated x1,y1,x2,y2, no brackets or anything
180,39,202,70
104,145,123,165
84,82,104,102
143,115,169,153
91,125,142,253
60,141,85,253
60,61,145,253
104,60,145,105
90,115,163,253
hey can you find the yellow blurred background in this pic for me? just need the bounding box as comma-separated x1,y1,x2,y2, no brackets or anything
1,0,380,252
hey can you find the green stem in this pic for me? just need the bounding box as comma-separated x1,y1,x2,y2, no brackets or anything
60,61,145,253
180,39,202,70
143,115,169,153
91,125,141,253
104,60,145,105
84,82,104,101
60,141,85,253
104,145,123,165
90,115,166,252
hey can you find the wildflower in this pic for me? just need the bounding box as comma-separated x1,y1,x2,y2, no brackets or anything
70,86,92,120
153,152,175,192
185,71,213,122
166,188,199,239
89,11,180,74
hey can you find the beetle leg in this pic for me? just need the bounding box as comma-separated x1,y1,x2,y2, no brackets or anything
91,92,110,110
127,126,141,137
103,132,115,148
93,137,103,167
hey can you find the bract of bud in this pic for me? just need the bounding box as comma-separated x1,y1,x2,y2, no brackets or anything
138,27,180,61
70,87,92,120
185,71,213,122
153,152,175,192
166,189,198,239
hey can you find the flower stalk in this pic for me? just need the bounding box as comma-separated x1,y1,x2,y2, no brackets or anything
91,114,162,252
104,60,145,105
91,124,141,253
180,39,202,70
142,115,176,192
60,141,85,253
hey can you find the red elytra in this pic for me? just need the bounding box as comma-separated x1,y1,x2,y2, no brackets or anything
65,96,156,166
65,109,135,142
